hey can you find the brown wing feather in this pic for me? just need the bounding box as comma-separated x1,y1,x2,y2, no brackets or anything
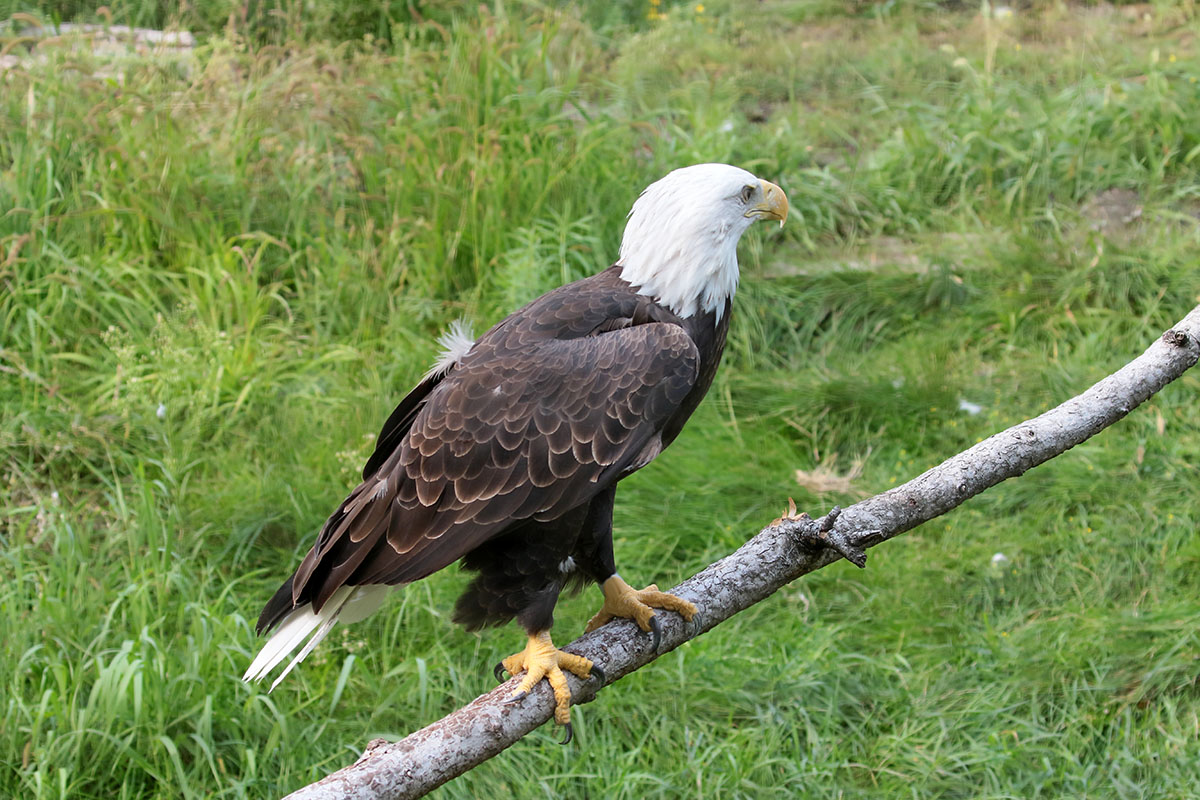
361,373,443,479
287,319,698,616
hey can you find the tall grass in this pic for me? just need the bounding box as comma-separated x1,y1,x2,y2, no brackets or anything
3,1,1200,797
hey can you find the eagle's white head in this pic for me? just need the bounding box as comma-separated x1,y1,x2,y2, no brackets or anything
616,163,788,321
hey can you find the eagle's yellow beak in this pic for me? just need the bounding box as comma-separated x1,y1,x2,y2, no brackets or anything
749,180,788,227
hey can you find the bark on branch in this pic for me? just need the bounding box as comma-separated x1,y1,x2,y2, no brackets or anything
285,305,1200,800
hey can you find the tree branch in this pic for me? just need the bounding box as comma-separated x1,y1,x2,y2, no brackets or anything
285,306,1200,800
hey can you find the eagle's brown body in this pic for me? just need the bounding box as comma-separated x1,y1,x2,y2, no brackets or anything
257,265,729,638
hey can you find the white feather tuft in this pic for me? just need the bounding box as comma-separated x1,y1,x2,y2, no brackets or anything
422,319,476,381
243,584,389,690
617,163,762,321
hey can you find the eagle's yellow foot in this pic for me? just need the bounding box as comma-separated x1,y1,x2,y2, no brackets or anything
585,575,698,652
494,631,599,744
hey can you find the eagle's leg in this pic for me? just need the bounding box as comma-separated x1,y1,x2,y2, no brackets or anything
466,507,604,741
499,630,598,743
584,575,698,651
573,486,697,651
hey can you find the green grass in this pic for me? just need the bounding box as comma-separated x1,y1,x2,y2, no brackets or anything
4,1,1200,797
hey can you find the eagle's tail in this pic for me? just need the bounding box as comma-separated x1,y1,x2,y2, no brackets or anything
242,584,389,691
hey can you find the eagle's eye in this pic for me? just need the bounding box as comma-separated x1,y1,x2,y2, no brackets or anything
740,185,755,203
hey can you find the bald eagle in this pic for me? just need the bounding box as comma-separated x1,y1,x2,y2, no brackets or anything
244,164,789,739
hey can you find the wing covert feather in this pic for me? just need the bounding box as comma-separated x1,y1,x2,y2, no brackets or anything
290,320,699,609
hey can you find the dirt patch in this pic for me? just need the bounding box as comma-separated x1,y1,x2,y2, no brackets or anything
1080,188,1144,234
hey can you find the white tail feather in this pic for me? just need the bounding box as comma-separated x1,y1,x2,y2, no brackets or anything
269,612,339,691
243,584,389,689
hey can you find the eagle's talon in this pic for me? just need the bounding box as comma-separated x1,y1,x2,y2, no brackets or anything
587,575,697,651
559,722,574,745
493,662,507,683
589,663,606,685
498,631,595,727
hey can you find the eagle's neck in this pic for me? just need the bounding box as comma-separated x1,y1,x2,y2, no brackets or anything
615,217,741,323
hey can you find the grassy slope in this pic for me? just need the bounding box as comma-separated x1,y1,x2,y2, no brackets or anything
3,1,1200,797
